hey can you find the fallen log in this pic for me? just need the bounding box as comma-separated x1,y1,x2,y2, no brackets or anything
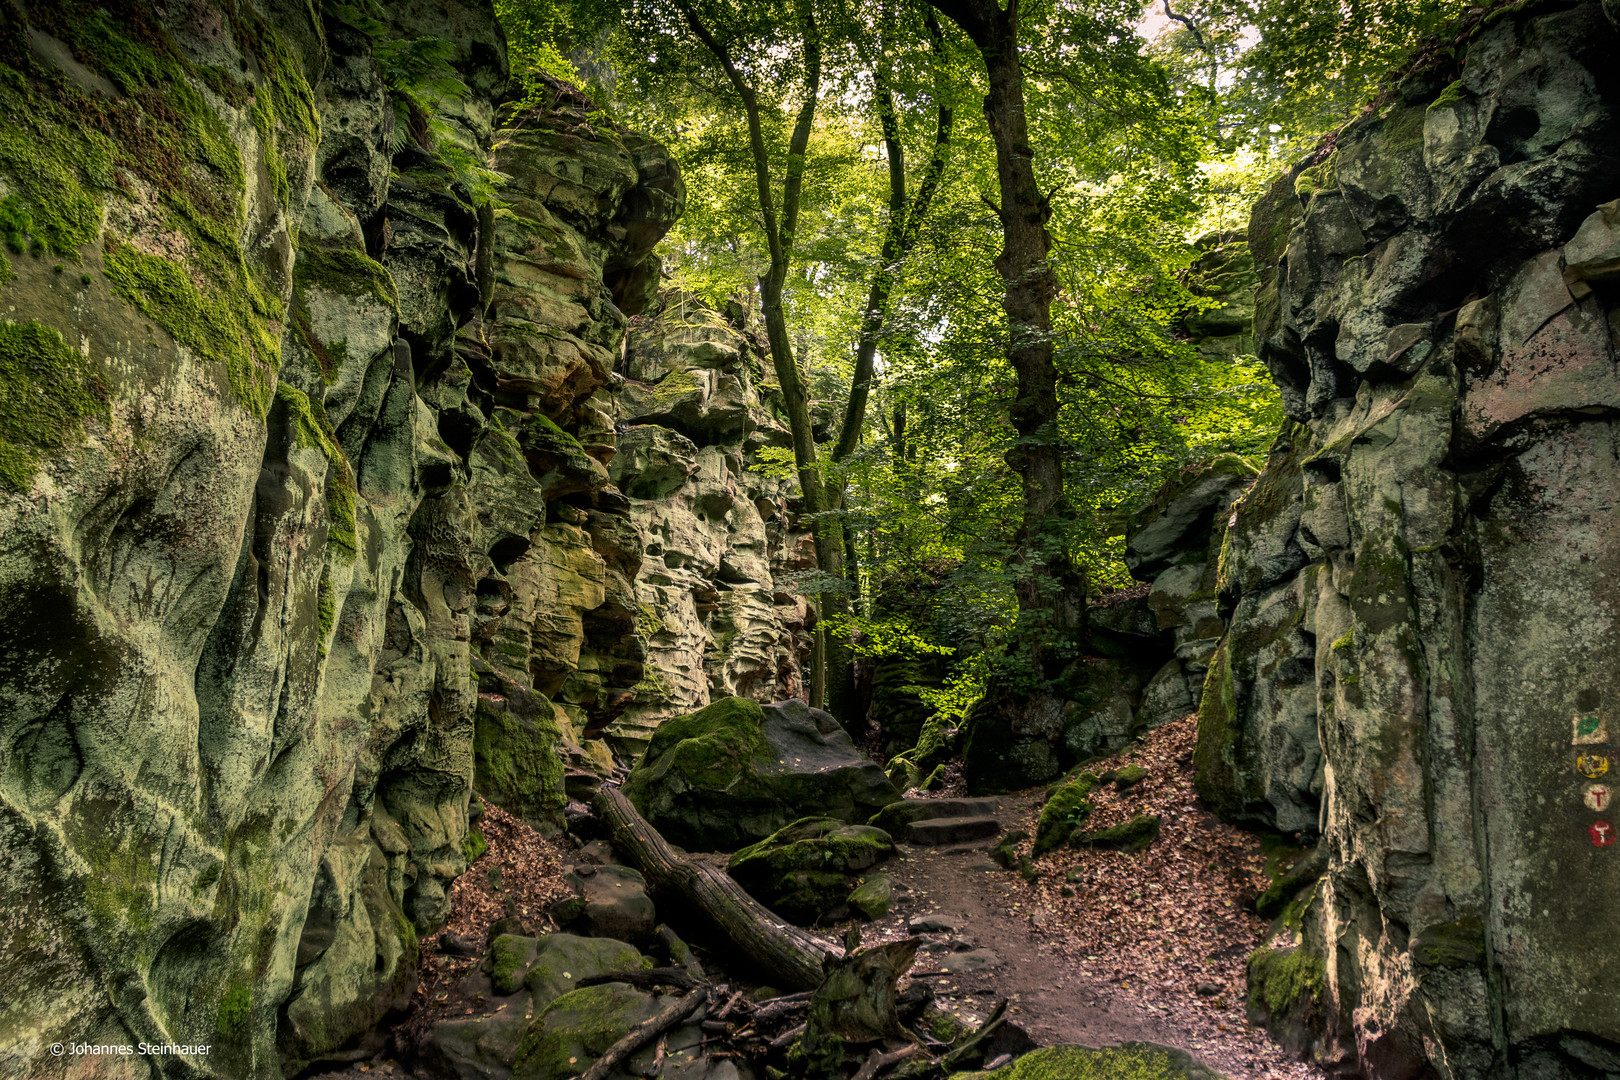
593,786,839,990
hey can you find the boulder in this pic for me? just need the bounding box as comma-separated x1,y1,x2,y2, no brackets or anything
623,697,901,850
1125,456,1257,579
848,874,895,920
419,934,650,1080
1073,815,1161,853
727,817,896,924
1033,775,1098,856
513,983,675,1080
562,864,658,944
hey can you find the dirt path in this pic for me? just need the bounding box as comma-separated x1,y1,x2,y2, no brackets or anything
856,718,1327,1080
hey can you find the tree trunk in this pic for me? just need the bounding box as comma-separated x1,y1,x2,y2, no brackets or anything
592,787,838,989
928,0,1085,650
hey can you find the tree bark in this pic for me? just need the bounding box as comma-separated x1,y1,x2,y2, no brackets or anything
592,786,839,990
927,0,1085,649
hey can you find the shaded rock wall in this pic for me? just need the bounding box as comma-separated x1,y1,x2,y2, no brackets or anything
0,4,681,1076
1199,3,1620,1075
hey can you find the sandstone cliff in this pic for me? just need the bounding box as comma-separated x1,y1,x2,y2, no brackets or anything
1193,3,1620,1075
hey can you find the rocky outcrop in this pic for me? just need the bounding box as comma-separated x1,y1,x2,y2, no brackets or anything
622,697,900,851
1203,3,1620,1075
0,3,681,1074
609,293,819,753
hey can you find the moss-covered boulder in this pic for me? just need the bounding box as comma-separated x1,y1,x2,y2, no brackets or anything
488,933,544,995
1034,774,1098,855
727,817,896,924
514,983,671,1080
623,697,901,850
848,873,895,919
1245,946,1324,1054
525,934,650,1011
476,685,568,834
1073,815,1161,853
947,1042,1229,1080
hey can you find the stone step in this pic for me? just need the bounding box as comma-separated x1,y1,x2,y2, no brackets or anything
905,815,1002,846
871,796,1000,833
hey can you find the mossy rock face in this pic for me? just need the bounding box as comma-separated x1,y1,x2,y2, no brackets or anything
1034,775,1097,855
1125,456,1257,580
513,983,669,1080
948,1042,1230,1080
624,697,901,851
1410,915,1485,970
476,687,568,834
1073,814,1161,853
728,817,896,924
1245,946,1324,1042
525,934,650,1011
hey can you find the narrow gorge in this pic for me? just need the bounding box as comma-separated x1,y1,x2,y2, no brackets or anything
2,2,1620,1080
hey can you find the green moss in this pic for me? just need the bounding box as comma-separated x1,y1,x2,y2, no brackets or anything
474,692,567,826
1427,80,1466,112
1073,814,1161,853
1293,153,1338,200
489,933,536,994
1192,636,1241,819
0,320,110,489
1246,946,1324,1018
629,696,766,798
1114,763,1147,790
275,383,358,562
514,984,664,1077
0,3,319,417
728,817,895,922
1034,774,1097,855
1410,915,1484,969
105,241,279,418
316,572,337,659
462,825,488,864
949,1042,1227,1080
217,981,252,1034
1331,630,1354,651
295,245,399,309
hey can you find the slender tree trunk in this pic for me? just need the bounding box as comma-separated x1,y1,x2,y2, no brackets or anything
927,0,1084,648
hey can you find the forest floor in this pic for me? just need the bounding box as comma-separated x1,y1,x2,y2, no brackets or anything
854,715,1323,1080
335,716,1320,1080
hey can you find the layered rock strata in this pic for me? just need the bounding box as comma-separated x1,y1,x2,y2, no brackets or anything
1200,3,1620,1075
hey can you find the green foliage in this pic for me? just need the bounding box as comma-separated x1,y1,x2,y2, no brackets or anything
0,320,110,490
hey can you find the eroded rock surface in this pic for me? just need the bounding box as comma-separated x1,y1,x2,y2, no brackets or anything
1198,3,1620,1074
0,3,683,1074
